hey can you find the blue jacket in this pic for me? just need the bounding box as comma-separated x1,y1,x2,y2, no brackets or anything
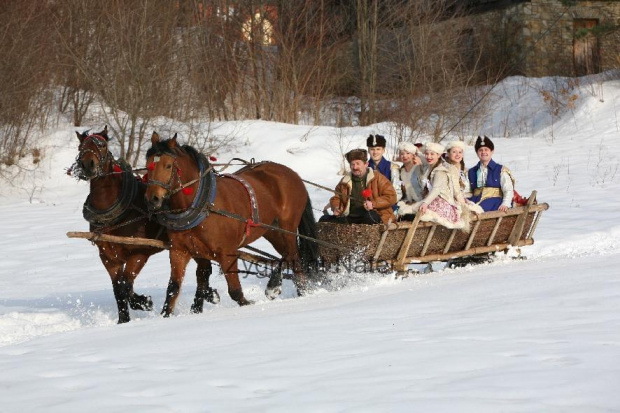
370,157,397,211
369,157,393,181
468,159,503,212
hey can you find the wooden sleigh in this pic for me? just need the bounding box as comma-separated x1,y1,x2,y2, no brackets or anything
316,191,549,273
69,191,548,276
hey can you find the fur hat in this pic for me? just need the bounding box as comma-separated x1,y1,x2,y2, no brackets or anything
474,136,494,151
423,142,445,155
366,134,386,148
445,140,466,152
398,141,418,154
345,148,368,163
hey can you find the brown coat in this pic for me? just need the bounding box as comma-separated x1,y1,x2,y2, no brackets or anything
329,168,397,224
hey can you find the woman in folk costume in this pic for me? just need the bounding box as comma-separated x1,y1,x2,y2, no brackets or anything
395,141,424,220
444,141,484,214
401,142,473,230
444,140,471,196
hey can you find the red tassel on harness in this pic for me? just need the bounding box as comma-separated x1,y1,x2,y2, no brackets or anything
147,162,155,171
182,187,194,196
141,173,148,183
113,164,122,174
245,219,260,237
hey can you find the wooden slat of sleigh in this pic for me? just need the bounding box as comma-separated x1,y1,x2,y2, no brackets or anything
508,191,537,246
317,200,548,265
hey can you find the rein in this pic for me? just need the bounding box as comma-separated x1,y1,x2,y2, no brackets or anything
147,154,347,251
146,155,213,199
204,204,349,252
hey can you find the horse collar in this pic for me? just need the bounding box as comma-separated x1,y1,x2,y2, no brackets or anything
83,165,139,228
155,154,217,231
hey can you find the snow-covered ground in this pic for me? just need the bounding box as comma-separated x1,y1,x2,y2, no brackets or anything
1,75,620,412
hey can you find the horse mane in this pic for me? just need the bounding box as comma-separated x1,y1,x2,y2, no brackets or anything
146,139,205,167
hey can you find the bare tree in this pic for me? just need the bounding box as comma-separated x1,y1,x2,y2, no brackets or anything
50,0,103,127
81,0,182,165
0,1,54,166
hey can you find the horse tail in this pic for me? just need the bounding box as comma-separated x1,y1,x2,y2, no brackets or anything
298,196,319,273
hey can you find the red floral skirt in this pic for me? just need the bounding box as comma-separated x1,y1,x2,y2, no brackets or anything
428,197,459,223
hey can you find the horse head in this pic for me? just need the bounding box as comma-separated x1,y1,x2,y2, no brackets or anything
75,126,111,179
144,132,183,210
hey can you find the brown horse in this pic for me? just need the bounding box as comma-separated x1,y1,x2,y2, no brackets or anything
74,127,219,323
144,133,318,317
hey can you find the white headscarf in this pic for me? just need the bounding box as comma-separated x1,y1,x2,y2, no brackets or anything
445,140,466,151
424,142,445,155
398,141,418,154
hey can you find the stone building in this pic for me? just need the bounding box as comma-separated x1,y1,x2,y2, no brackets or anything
470,0,620,77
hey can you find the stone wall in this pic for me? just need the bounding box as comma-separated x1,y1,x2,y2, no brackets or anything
522,0,620,76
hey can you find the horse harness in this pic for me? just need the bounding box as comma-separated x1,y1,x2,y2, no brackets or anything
148,156,346,251
150,155,263,246
82,165,143,229
74,134,113,180
218,172,261,247
77,134,150,231
152,153,217,231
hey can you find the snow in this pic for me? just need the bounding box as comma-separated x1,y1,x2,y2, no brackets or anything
1,74,620,412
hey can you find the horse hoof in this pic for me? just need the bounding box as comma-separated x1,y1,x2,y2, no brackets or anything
238,298,254,306
296,285,313,297
190,302,203,314
206,288,220,304
130,295,153,311
265,286,282,300
117,315,130,324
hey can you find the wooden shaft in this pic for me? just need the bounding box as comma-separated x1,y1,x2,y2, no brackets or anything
67,231,168,249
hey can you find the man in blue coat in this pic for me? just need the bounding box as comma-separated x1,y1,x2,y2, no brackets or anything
367,134,401,208
468,136,514,212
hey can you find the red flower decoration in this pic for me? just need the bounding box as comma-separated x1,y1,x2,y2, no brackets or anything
113,164,122,174
182,187,194,196
147,162,155,171
361,188,372,199
209,156,217,162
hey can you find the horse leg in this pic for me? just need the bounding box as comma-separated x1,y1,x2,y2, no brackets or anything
265,262,283,300
190,258,219,314
100,254,132,324
123,254,153,312
264,230,309,296
220,254,253,306
161,248,191,317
